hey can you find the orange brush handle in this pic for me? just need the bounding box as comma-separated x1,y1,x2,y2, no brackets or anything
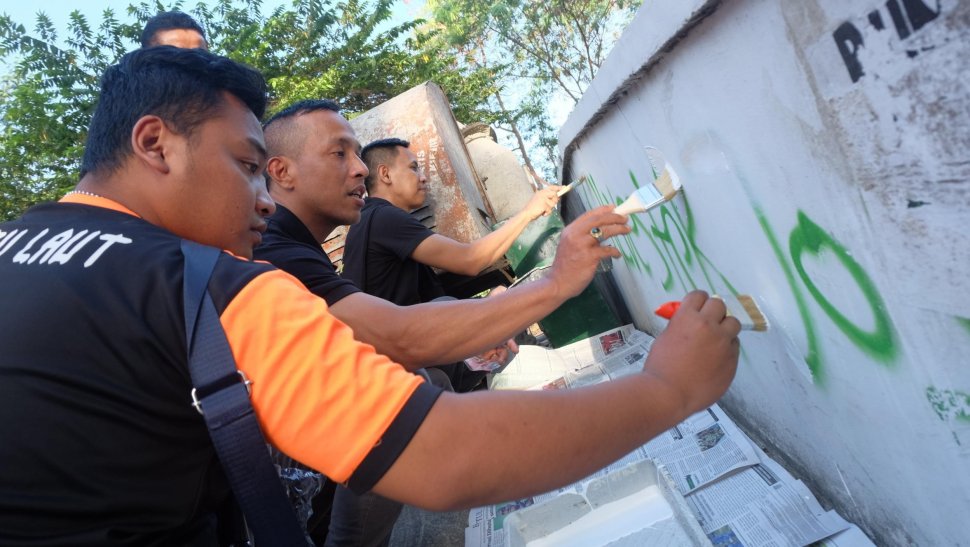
654,301,680,319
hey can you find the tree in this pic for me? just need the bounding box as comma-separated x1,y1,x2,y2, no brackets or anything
425,0,642,180
0,9,135,219
0,0,492,220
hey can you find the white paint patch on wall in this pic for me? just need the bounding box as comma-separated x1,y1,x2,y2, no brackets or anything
559,0,970,545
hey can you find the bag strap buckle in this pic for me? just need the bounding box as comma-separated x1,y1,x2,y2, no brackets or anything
191,370,253,416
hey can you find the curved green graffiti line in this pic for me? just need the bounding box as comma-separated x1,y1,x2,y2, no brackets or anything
754,206,824,383
789,212,897,363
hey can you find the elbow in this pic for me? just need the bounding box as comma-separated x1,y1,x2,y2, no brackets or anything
385,335,444,370
455,256,488,276
457,264,485,277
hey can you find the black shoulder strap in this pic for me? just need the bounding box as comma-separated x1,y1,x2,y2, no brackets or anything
181,240,307,546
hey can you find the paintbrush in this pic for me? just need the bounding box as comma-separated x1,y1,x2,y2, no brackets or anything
557,175,589,197
613,167,681,214
654,294,769,331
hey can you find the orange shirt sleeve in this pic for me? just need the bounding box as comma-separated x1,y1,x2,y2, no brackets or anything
218,268,427,483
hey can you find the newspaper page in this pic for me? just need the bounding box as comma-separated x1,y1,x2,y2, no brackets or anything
464,519,506,547
487,324,653,391
464,445,655,546
684,458,850,547
642,404,760,493
810,525,877,547
471,327,858,547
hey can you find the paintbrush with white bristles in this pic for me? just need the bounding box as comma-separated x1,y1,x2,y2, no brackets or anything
654,294,770,332
613,147,682,215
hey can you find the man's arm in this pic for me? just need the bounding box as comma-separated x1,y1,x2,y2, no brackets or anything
330,206,630,369
372,290,742,510
410,185,561,276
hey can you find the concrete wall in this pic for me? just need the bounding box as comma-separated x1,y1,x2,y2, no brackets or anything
558,0,969,545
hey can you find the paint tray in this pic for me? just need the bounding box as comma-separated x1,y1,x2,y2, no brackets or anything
504,459,711,547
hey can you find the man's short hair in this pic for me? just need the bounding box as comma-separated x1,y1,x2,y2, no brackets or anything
140,11,206,48
262,99,341,130
262,99,342,185
361,138,410,192
80,47,266,178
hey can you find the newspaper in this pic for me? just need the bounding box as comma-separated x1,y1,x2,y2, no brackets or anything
487,324,653,391
811,525,877,547
467,327,867,547
684,457,850,547
641,405,760,493
466,445,654,533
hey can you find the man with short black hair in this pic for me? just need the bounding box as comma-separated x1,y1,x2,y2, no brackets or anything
343,137,559,307
258,100,567,372
140,10,208,49
0,49,742,545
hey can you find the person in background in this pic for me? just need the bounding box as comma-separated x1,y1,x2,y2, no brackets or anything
341,137,559,307
140,10,208,50
258,101,569,379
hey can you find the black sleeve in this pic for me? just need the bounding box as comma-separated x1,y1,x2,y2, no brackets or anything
256,242,361,307
343,382,444,493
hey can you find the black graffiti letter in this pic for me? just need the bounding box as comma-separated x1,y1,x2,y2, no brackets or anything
833,22,865,83
901,0,940,32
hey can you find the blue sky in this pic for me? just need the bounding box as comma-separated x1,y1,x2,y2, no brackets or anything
1,0,425,76
1,0,424,46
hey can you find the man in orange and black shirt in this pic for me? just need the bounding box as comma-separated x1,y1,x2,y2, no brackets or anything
0,46,741,545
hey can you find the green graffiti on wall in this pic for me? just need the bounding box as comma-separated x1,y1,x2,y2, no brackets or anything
753,206,824,382
789,212,897,363
957,316,970,335
578,161,899,384
926,387,970,422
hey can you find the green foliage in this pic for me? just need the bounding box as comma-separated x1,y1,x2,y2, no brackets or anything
0,9,135,220
0,0,642,219
0,0,492,220
425,0,642,179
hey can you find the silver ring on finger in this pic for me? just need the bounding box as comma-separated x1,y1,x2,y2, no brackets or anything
590,226,604,244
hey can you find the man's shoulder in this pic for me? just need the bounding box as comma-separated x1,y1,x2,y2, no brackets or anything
364,198,416,223
256,210,332,266
366,200,429,237
256,227,339,277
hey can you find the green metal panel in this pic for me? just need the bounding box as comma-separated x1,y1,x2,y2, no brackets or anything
501,214,622,348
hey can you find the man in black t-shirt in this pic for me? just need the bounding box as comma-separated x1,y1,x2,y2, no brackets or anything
341,138,560,307
258,100,587,372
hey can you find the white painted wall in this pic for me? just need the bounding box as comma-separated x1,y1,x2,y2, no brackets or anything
559,1,970,545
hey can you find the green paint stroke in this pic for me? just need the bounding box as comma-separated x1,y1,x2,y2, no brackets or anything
754,206,824,384
926,387,970,422
650,211,696,291
665,195,740,296
789,211,897,364
957,316,970,335
585,174,657,278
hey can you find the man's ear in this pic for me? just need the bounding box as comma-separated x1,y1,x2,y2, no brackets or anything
130,115,173,174
266,156,296,190
378,163,392,187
